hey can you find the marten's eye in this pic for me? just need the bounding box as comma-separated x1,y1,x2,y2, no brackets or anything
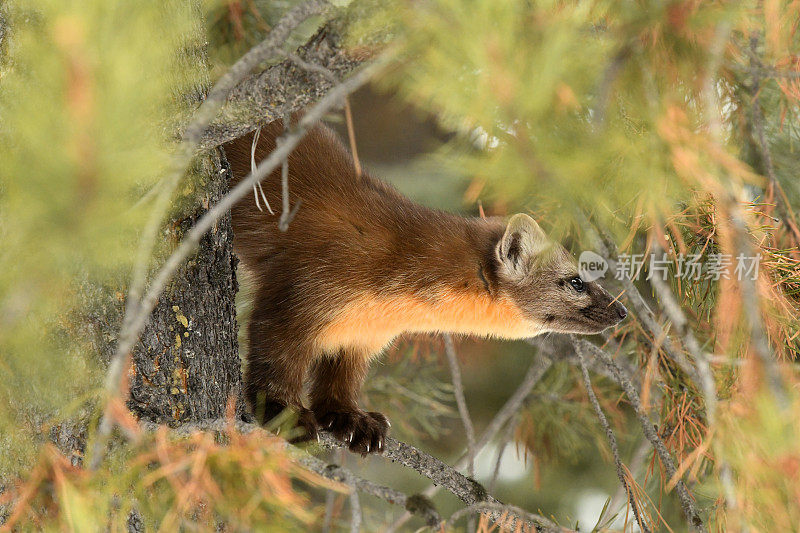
569,277,585,292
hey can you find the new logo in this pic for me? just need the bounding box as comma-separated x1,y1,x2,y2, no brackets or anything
578,251,608,282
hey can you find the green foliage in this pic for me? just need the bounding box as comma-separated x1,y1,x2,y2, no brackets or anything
365,346,457,440
518,363,618,465
344,0,800,237
0,0,202,477
0,2,343,528
2,428,324,531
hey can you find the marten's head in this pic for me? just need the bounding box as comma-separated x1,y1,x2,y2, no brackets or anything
494,214,627,335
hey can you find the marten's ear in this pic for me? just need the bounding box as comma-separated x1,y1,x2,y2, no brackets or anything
496,214,549,277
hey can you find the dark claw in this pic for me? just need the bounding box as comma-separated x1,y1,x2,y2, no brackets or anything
315,409,390,455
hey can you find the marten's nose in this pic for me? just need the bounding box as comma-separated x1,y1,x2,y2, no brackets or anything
615,301,628,320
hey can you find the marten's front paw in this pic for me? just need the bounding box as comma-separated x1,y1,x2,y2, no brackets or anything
317,410,390,455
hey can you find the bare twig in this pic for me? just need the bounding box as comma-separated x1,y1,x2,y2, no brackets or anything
273,48,346,233
444,334,477,533
473,354,552,455
747,37,800,245
594,43,631,126
745,40,791,400
387,355,553,532
285,46,364,181
575,338,706,532
90,57,388,471
488,411,520,494
343,97,363,178
278,108,299,232
534,334,640,388
286,51,364,179
446,501,563,532
349,489,362,533
602,439,651,527
755,67,800,79
730,210,788,408
574,338,651,533
322,448,345,533
284,50,339,83
739,46,800,80
443,334,477,478
250,126,274,214
322,487,336,533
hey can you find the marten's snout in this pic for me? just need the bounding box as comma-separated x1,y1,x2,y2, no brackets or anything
585,283,628,331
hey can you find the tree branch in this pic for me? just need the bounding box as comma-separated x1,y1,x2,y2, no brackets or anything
443,334,477,478
488,410,519,494
140,418,565,531
574,338,651,533
387,353,554,532
322,479,337,533
198,22,366,150
602,439,651,526
348,488,361,533
729,209,789,407
316,432,562,532
575,338,706,532
647,247,718,424
140,419,443,527
590,224,702,386
446,501,564,532
746,37,800,245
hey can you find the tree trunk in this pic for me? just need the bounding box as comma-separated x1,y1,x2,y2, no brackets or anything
126,6,242,424
127,150,242,424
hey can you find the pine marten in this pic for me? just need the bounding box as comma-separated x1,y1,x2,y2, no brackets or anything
223,117,627,454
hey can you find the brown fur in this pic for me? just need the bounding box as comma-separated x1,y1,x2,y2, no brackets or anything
223,117,626,453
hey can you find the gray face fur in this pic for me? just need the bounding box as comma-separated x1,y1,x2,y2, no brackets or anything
495,214,627,335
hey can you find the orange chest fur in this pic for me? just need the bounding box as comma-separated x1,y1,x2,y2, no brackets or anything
314,290,539,354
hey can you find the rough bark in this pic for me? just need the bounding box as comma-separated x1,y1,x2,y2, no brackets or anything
127,150,241,424
200,23,367,151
